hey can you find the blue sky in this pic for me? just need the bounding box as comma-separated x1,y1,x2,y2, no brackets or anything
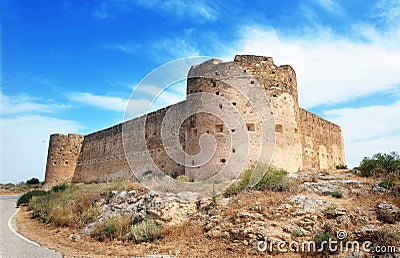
1,0,399,182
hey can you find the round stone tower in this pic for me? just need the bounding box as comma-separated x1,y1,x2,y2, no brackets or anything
184,57,277,181
184,55,302,181
43,133,84,189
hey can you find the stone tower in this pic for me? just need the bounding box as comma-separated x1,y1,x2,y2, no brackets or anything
43,133,84,189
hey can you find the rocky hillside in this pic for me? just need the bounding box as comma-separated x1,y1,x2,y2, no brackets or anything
20,170,400,257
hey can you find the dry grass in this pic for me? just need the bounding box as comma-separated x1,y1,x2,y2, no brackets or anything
29,180,143,228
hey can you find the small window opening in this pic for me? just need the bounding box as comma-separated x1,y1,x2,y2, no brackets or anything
207,130,210,134
246,123,255,132
232,149,236,153
213,82,217,87
231,129,236,133
215,124,223,133
219,104,222,109
216,91,220,95
220,158,226,163
275,124,283,133
250,80,255,84
272,94,277,97
232,102,237,106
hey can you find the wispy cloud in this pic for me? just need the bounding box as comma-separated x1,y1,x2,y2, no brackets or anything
324,100,400,167
150,37,200,60
103,43,141,54
373,0,400,26
133,0,219,21
67,92,129,112
91,0,220,22
314,0,340,13
0,91,68,115
92,1,108,19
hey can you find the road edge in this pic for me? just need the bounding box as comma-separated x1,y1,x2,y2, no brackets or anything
8,206,63,256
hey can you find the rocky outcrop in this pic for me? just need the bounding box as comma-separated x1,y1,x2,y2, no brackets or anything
376,202,400,224
82,190,199,235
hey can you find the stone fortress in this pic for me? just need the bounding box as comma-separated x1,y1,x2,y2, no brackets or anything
44,55,345,189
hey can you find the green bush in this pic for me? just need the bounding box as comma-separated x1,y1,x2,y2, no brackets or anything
314,233,333,251
223,163,300,197
326,208,336,217
378,179,396,189
335,164,348,169
26,178,40,185
17,190,48,207
129,219,162,243
331,191,343,198
291,229,304,238
358,151,400,179
51,183,67,192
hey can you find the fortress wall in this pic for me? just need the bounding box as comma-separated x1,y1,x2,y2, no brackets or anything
71,124,130,183
70,105,186,184
299,108,345,170
234,55,302,172
44,133,84,189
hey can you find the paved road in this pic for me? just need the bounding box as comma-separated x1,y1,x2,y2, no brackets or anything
0,196,63,258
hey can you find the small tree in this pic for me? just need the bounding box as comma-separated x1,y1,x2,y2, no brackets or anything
26,177,40,185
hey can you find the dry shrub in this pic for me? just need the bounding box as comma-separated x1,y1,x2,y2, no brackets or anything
91,215,132,242
29,180,139,228
52,208,74,227
129,219,162,243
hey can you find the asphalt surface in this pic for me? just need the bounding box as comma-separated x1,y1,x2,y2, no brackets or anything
0,195,63,258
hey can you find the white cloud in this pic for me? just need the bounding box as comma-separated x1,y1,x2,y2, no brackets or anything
324,101,400,167
67,92,128,112
0,91,81,183
0,91,68,115
0,115,81,183
229,25,400,108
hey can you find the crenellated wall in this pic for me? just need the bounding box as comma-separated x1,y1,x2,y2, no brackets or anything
43,55,346,188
